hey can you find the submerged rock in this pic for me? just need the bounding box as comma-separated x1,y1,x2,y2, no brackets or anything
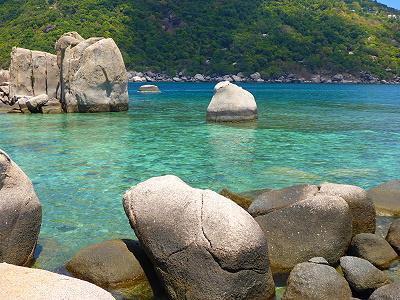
386,219,400,253
368,180,400,216
206,81,257,122
0,263,115,299
138,85,160,93
0,149,42,266
254,193,352,272
340,256,390,297
123,175,275,300
348,233,398,269
219,188,253,209
282,262,352,300
369,281,400,300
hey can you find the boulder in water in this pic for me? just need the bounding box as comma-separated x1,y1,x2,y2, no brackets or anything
138,85,160,93
368,180,400,216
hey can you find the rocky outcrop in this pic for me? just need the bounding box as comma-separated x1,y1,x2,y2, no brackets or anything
386,219,400,253
254,193,352,272
57,33,128,112
0,263,115,299
348,233,398,269
369,281,400,300
123,175,275,300
206,81,257,122
0,150,42,266
368,180,400,216
340,256,390,298
9,47,59,99
282,262,352,300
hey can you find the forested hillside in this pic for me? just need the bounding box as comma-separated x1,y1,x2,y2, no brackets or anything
0,0,399,78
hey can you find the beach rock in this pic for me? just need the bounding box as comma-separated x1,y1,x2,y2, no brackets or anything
348,233,398,269
219,188,253,209
282,262,352,300
0,69,9,85
123,175,275,300
0,263,115,299
0,150,42,266
138,85,160,93
368,180,400,216
369,281,400,300
60,35,128,112
207,81,257,122
319,183,375,235
308,257,329,265
386,219,400,253
340,256,391,297
66,239,155,293
248,184,318,217
254,194,352,272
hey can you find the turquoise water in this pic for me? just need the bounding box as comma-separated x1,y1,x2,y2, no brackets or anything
0,83,399,271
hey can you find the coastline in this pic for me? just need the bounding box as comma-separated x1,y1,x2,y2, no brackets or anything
128,71,400,84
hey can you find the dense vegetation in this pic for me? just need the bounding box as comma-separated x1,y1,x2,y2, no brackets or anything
0,0,399,78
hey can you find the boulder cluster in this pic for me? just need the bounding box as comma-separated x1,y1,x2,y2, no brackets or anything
1,147,400,299
0,32,128,114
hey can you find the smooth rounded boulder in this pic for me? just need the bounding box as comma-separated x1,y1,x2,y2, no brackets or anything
206,81,257,122
0,149,42,266
368,180,400,216
386,219,400,253
254,194,352,272
282,262,352,300
340,256,390,297
369,281,400,300
348,233,398,269
123,175,275,300
0,263,115,300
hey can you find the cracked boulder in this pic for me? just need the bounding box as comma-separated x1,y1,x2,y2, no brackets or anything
123,175,275,300
206,81,257,122
0,149,42,266
254,192,352,273
59,34,128,112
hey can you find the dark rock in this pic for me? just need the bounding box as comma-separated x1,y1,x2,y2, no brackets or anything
340,256,391,297
386,219,400,253
369,281,400,300
348,233,398,269
123,175,275,300
282,262,352,300
219,188,253,209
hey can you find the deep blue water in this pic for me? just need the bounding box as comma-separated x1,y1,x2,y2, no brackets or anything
0,82,399,270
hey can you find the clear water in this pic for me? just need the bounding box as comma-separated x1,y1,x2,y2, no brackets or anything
0,83,399,271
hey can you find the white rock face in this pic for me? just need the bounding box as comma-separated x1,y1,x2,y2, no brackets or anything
207,81,257,122
0,263,115,300
58,34,128,112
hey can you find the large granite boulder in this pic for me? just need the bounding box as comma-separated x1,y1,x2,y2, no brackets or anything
253,192,352,272
368,180,400,216
340,256,391,298
282,262,352,300
0,150,42,266
0,263,115,299
348,233,398,269
249,183,375,236
386,219,400,253
9,48,59,99
369,281,400,300
0,69,9,85
57,33,128,112
206,81,257,122
123,175,275,300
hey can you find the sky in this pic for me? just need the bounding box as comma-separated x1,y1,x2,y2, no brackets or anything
379,0,400,9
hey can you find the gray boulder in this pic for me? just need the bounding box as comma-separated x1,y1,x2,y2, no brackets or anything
368,180,400,216
369,281,400,300
123,175,275,300
282,262,352,300
0,263,115,299
308,257,329,265
207,81,257,122
254,193,352,272
0,150,42,266
26,94,49,112
59,34,128,112
386,219,400,253
348,233,398,269
340,256,391,297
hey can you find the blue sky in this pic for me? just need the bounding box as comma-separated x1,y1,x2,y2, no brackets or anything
379,0,400,9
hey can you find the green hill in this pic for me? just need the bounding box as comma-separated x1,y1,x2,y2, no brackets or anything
0,0,399,79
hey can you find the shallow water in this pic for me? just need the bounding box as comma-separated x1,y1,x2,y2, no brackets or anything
0,83,399,273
